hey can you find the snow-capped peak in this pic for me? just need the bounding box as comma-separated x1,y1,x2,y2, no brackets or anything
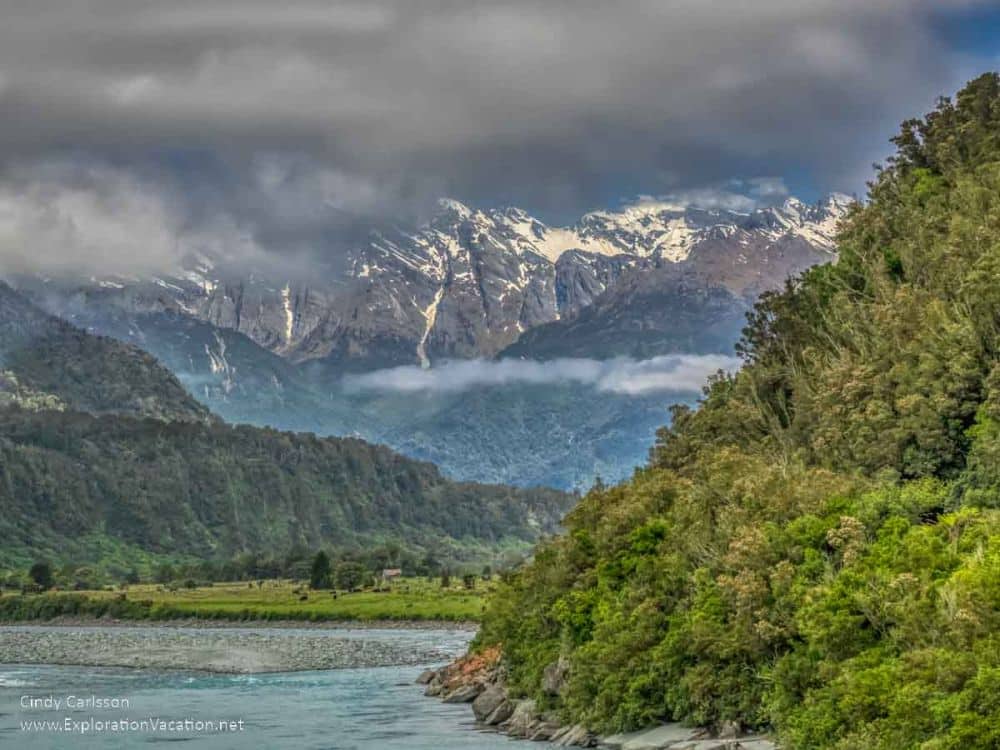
757,194,851,251
415,192,852,266
436,198,473,219
36,190,856,373
824,192,855,211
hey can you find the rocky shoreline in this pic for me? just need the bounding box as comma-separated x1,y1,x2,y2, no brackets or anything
418,649,778,750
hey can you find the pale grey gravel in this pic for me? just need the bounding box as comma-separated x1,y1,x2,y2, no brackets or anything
0,627,463,673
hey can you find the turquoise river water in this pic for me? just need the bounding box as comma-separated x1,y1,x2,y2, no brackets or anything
0,627,550,749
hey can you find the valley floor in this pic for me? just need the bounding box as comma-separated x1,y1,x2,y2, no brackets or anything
0,579,489,624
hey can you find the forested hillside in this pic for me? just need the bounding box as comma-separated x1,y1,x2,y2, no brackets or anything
475,74,1000,750
0,406,571,570
0,283,572,572
0,282,210,422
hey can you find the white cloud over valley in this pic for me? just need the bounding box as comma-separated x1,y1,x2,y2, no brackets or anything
343,355,742,396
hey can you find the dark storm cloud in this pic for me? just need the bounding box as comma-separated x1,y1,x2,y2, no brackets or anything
0,0,992,273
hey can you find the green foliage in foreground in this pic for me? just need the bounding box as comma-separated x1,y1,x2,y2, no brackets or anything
0,579,488,623
475,73,1000,749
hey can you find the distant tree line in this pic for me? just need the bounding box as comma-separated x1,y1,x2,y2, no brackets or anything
0,548,522,594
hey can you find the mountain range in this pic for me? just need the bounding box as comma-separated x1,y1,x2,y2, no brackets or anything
8,194,852,488
21,194,850,365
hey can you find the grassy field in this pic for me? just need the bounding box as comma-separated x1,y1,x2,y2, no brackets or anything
0,578,492,623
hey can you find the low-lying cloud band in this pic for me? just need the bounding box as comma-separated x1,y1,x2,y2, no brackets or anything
342,354,741,396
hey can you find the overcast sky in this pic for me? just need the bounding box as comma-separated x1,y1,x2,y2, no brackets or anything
0,1,998,275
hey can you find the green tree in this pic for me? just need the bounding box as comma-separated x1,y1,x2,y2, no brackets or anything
28,560,54,590
333,561,369,590
309,551,332,589
153,563,175,584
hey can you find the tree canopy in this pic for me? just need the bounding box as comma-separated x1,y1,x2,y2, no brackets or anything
475,73,1000,750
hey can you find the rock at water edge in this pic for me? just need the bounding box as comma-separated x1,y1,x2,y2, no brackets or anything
415,669,437,685
483,699,515,726
442,684,481,703
501,699,538,738
472,685,507,722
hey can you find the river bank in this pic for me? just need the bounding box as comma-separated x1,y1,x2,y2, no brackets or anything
418,650,779,750
0,614,478,630
0,624,472,673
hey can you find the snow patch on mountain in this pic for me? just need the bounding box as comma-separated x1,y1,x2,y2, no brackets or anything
33,191,852,368
205,332,236,394
759,194,852,251
418,283,446,368
281,283,294,343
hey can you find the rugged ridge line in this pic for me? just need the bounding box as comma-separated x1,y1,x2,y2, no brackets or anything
16,194,850,370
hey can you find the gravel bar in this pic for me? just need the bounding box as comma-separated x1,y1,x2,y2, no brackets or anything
0,626,467,673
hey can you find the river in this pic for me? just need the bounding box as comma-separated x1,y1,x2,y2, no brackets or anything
0,625,550,749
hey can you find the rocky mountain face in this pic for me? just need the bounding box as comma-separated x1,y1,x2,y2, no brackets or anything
20,194,851,370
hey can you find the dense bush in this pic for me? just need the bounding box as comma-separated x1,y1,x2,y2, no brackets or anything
0,406,571,569
0,594,161,621
475,73,1000,749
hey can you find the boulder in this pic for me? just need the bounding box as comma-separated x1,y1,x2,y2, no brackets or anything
423,676,444,697
442,683,481,703
484,699,515,726
502,699,539,738
553,724,596,747
472,685,507,722
415,669,437,685
529,721,563,741
552,726,571,743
